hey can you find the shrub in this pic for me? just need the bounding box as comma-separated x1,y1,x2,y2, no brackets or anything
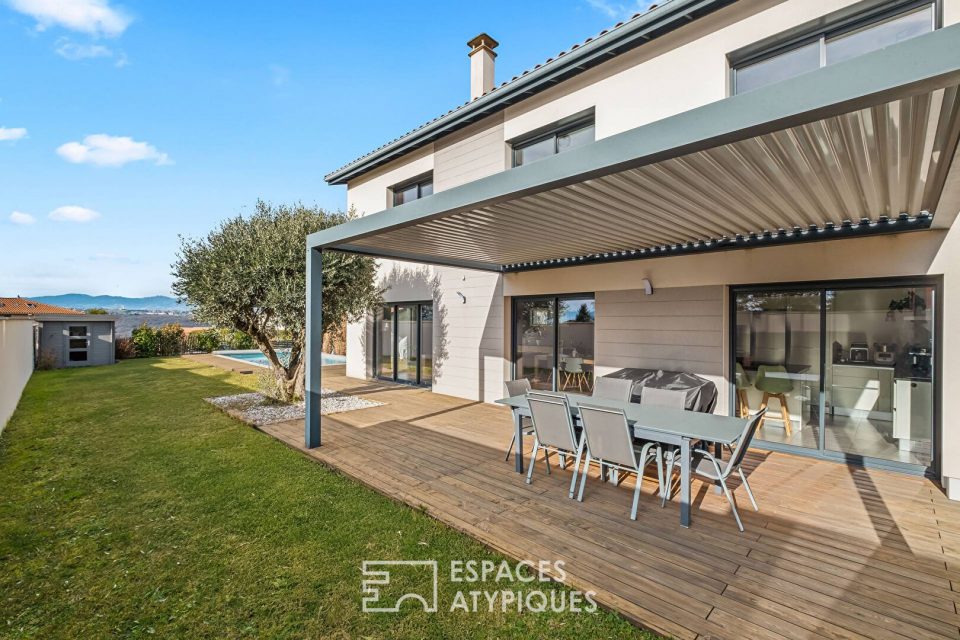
221,329,255,350
156,323,185,356
86,308,108,315
131,323,159,358
255,369,286,402
115,337,136,360
36,348,58,370
185,328,221,353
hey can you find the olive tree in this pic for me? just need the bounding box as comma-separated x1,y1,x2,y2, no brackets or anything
172,200,380,401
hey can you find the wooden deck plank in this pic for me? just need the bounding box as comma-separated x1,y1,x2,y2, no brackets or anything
247,365,960,640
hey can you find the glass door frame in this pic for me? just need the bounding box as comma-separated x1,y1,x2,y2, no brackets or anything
729,275,942,478
374,300,433,387
510,292,595,392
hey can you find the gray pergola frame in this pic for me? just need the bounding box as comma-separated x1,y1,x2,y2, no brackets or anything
305,25,960,447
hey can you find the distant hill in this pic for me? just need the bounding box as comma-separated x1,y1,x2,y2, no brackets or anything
29,293,189,312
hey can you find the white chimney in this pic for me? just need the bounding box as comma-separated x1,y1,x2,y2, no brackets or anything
467,33,498,100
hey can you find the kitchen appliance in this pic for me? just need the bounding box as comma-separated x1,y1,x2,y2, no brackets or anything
874,343,896,365
849,342,870,363
832,341,845,364
907,344,933,379
893,378,933,451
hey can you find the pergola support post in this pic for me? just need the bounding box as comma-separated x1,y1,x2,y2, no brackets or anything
305,247,323,448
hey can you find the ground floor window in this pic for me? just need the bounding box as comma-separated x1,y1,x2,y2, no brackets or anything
375,302,432,386
67,325,89,363
513,294,595,392
732,279,937,473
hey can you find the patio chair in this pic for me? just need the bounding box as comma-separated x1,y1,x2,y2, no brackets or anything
684,408,766,532
575,403,663,519
637,387,688,505
592,376,633,403
525,392,585,498
503,378,534,462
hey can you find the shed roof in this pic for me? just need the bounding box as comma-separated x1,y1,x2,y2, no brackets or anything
0,297,84,317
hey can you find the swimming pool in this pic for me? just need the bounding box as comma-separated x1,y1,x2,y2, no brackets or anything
215,349,346,368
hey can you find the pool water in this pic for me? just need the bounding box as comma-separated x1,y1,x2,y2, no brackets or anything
216,349,346,368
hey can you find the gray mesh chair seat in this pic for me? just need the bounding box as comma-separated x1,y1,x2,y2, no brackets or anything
575,402,664,520
503,378,535,462
525,392,586,498
637,386,689,504
592,376,634,403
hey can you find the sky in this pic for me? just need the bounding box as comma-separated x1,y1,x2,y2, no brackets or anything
0,0,655,297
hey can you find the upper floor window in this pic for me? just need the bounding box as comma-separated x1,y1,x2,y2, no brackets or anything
512,116,595,168
391,174,433,207
732,2,936,95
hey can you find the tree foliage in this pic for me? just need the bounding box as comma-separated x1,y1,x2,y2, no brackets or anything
171,201,380,400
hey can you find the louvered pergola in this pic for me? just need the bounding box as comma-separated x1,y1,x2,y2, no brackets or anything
304,26,960,447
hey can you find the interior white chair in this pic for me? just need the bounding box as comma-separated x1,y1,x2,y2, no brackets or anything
664,409,767,532
562,357,587,391
525,392,585,498
575,403,663,519
503,378,534,462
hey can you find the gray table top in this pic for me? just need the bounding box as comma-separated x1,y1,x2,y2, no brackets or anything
496,393,746,444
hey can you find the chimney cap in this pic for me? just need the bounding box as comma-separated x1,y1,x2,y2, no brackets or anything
467,33,499,55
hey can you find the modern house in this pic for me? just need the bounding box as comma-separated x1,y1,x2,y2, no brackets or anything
306,0,960,497
0,297,116,368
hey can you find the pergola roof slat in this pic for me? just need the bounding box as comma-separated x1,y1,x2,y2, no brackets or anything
309,26,960,272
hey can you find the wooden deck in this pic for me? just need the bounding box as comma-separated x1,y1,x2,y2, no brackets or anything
261,366,960,640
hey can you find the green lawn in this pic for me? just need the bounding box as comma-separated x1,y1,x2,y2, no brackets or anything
0,358,654,638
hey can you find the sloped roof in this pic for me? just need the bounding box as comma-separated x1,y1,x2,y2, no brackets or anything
324,0,736,185
0,297,84,317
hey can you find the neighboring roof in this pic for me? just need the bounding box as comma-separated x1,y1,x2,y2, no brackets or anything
323,0,736,185
0,297,84,317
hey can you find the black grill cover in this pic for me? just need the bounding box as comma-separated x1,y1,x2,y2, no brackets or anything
602,368,718,413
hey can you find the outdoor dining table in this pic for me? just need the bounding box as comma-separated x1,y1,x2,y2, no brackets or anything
495,392,748,528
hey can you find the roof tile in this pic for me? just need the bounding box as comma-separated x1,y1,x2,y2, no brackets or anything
0,297,84,316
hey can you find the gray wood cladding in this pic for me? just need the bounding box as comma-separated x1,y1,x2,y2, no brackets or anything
596,286,723,376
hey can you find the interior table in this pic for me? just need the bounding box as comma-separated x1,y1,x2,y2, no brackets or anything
496,393,747,527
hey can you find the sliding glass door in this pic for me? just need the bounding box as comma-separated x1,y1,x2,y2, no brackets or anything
733,291,821,450
513,294,595,392
824,286,935,467
515,297,555,390
375,301,433,386
732,279,937,474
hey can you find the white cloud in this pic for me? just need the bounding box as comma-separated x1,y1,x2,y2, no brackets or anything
0,126,28,141
7,0,132,37
585,0,657,21
57,134,171,167
9,211,36,224
55,38,110,59
49,205,100,222
54,37,128,67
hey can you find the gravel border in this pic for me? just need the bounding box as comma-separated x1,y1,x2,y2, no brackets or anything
205,390,383,426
